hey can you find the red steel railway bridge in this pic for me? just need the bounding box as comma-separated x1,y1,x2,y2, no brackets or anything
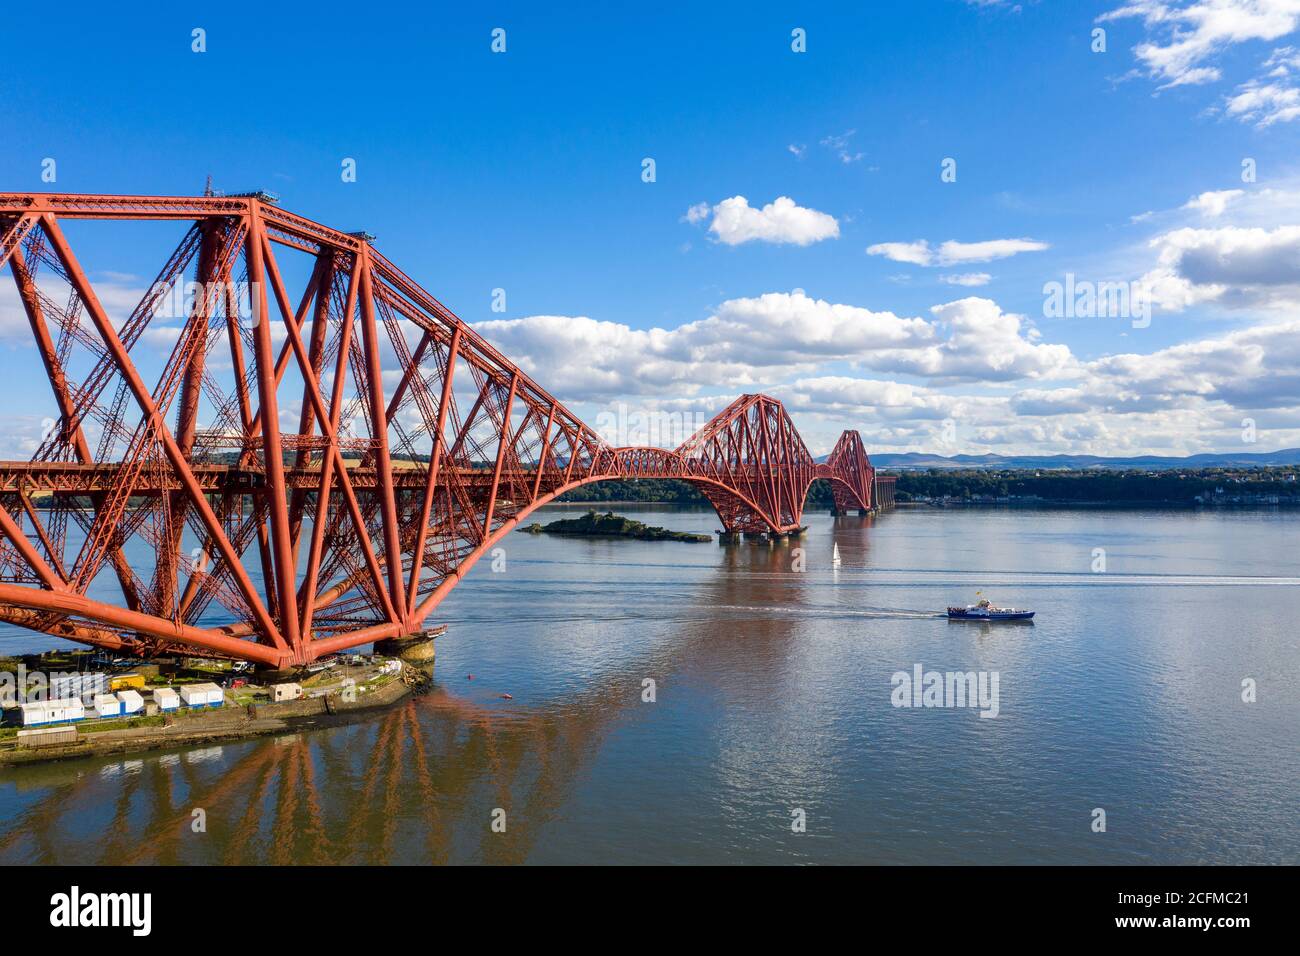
0,192,894,669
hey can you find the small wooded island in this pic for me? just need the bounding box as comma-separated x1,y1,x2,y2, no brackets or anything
519,510,711,542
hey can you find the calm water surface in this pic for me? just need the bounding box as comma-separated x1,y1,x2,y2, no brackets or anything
1,506,1297,864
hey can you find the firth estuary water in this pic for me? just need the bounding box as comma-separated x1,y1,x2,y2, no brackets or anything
1,505,1297,864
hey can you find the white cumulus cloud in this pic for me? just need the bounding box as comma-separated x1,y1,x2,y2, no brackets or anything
867,238,1048,266
867,297,1074,383
940,272,993,286
1099,0,1300,88
1141,223,1300,310
473,291,1075,400
1182,189,1245,216
1224,75,1300,124
686,195,840,246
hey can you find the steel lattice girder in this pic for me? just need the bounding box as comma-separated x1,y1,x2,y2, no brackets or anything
0,193,883,667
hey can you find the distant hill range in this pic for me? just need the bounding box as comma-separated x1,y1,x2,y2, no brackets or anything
861,448,1300,471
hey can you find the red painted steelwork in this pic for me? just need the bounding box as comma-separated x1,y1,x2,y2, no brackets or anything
0,193,888,667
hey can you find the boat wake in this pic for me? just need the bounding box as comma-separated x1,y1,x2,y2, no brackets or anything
710,603,944,620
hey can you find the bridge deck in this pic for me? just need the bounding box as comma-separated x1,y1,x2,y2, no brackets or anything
0,458,841,493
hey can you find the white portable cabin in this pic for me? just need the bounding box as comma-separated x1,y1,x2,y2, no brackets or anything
50,672,106,700
115,689,144,715
180,682,224,708
93,694,122,718
153,687,180,711
18,697,86,726
271,683,303,702
18,701,47,726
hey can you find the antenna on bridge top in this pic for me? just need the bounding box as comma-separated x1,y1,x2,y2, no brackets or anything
201,175,231,199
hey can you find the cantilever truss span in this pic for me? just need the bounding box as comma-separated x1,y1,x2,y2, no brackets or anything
0,193,893,667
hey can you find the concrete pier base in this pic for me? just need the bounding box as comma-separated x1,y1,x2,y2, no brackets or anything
374,626,443,666
717,531,742,545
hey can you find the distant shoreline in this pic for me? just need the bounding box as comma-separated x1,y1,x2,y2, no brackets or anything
547,500,1300,515
897,500,1300,511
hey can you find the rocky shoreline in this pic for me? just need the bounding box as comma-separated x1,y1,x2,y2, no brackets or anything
519,509,711,542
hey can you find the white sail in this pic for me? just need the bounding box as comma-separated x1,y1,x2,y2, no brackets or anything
832,543,842,567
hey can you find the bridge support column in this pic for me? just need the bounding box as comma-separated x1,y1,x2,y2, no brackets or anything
254,665,302,684
716,531,742,545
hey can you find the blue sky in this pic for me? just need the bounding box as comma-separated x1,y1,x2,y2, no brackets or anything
4,0,1300,457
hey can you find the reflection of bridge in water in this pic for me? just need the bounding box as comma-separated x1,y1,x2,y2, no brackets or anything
0,192,894,668
0,525,876,864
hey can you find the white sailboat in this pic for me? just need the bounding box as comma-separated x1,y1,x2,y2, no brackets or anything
832,543,842,568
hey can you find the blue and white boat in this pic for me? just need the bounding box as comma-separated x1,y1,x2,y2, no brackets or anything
947,595,1034,621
